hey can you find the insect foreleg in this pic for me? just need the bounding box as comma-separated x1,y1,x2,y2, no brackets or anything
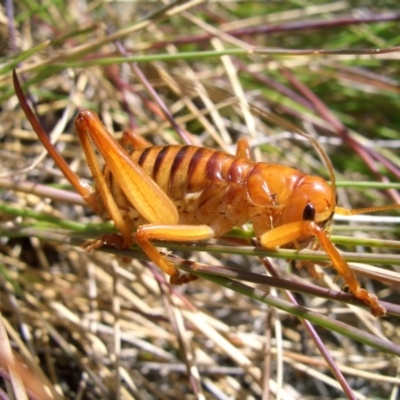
260,221,386,316
135,224,216,284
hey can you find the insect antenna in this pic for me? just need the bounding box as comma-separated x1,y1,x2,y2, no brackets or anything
335,203,400,215
166,77,339,217
248,102,338,218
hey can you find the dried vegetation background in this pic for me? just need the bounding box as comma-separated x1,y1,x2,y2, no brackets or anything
0,1,400,399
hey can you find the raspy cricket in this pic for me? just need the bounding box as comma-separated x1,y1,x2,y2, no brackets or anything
13,71,400,317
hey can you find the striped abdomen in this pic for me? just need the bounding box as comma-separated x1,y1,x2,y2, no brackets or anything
132,145,253,198
104,145,259,232
103,144,317,237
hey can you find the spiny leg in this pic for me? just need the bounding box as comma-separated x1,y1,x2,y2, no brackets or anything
135,224,216,284
260,220,386,316
75,112,134,245
12,70,101,214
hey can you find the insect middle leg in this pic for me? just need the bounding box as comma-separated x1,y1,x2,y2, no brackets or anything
135,224,216,284
235,137,252,160
119,128,153,150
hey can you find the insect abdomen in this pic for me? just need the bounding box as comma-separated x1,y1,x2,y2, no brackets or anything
130,145,254,200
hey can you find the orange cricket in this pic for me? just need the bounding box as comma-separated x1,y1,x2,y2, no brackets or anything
13,70,399,316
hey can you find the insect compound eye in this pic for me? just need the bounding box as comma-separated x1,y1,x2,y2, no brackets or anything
303,203,315,221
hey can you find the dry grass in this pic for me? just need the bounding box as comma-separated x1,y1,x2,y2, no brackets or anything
0,1,400,399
